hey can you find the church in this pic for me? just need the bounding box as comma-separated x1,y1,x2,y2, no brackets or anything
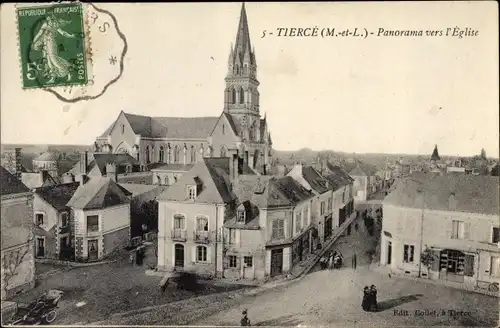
93,3,273,184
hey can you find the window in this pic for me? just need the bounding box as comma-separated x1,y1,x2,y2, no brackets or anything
190,146,196,164
295,211,302,233
121,124,125,134
231,88,236,104
173,214,185,230
196,246,207,262
61,213,68,227
492,227,500,243
451,220,465,239
244,256,253,267
220,146,227,158
490,256,500,277
222,124,225,135
403,244,415,263
229,255,237,268
87,215,99,232
320,201,325,215
196,216,208,231
159,146,165,163
187,186,197,200
145,146,150,164
174,145,180,163
36,213,44,225
272,219,285,239
239,87,245,104
343,188,346,203
327,197,332,211
237,210,246,223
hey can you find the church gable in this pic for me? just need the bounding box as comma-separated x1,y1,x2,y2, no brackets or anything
210,113,239,139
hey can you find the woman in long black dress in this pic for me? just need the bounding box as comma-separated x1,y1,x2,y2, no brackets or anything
362,286,370,311
369,285,378,311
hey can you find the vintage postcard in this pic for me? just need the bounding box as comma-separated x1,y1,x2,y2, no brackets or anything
0,1,498,327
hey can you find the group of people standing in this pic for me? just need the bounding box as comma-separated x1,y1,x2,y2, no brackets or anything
319,250,344,270
362,285,378,312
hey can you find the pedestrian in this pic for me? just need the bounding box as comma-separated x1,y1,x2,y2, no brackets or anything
241,309,251,326
354,223,359,231
369,285,378,311
129,253,134,265
361,286,370,311
352,252,357,269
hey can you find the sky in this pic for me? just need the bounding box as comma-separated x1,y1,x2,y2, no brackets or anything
1,2,498,157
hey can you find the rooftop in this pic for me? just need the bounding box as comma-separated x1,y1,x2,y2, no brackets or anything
35,182,80,211
0,166,30,196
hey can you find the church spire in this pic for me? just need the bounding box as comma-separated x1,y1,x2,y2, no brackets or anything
431,144,440,161
234,3,252,63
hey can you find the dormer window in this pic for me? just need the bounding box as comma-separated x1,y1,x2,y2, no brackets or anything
237,209,246,223
187,185,197,200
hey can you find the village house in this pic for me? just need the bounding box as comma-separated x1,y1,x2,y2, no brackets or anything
157,154,318,280
381,174,500,291
33,182,80,261
91,3,273,183
32,152,58,178
323,164,356,233
21,170,58,190
0,166,35,300
65,162,133,262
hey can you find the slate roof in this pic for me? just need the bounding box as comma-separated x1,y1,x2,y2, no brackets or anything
0,166,30,196
34,152,58,162
339,160,377,177
35,182,80,211
119,183,166,197
272,176,315,206
301,166,330,194
100,112,219,139
384,174,499,216
149,163,195,172
324,164,354,190
67,177,132,210
67,153,139,176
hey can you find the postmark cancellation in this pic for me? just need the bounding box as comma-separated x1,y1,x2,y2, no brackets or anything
16,2,89,89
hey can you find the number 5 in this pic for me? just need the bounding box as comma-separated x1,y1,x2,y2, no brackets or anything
26,63,37,80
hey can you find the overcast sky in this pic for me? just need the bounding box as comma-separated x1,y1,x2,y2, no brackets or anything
1,2,498,157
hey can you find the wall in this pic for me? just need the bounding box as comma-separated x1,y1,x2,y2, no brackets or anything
265,209,292,244
1,193,35,300
108,112,139,155
158,201,223,277
224,229,267,280
33,194,58,259
381,203,500,285
352,176,367,202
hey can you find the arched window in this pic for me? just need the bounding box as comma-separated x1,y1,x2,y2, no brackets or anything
239,87,245,104
190,146,196,164
145,145,150,164
174,145,180,163
159,146,165,163
231,88,236,104
220,146,227,157
166,144,171,164
196,245,207,262
156,174,161,185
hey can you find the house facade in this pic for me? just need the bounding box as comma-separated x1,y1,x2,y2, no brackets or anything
33,182,80,261
92,3,273,179
66,168,132,262
381,174,500,291
157,155,317,280
1,166,35,300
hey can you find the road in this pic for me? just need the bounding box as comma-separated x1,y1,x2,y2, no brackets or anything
192,217,499,327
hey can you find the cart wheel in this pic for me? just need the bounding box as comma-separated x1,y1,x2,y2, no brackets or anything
44,310,57,324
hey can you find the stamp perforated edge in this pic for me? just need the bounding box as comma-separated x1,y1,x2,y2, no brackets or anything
15,1,94,91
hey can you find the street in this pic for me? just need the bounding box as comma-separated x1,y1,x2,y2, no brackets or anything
192,216,499,327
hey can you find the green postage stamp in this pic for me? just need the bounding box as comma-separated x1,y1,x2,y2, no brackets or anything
16,3,89,89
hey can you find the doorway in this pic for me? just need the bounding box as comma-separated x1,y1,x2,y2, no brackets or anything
36,238,45,258
387,241,392,265
174,244,185,267
88,239,98,261
270,249,283,277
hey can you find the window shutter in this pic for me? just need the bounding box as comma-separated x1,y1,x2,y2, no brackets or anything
207,246,212,264
464,254,474,277
192,246,197,263
463,222,470,240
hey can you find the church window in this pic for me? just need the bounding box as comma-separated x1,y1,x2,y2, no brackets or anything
239,87,245,104
121,124,125,134
190,146,196,164
222,124,225,135
231,88,236,104
166,144,171,164
220,146,227,158
159,146,165,163
145,146,150,164
174,145,180,163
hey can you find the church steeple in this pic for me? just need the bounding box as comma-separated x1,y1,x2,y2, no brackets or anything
224,2,260,120
431,144,441,161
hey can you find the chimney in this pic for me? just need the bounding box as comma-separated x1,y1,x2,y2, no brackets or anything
106,163,118,182
80,151,88,175
230,154,239,181
15,148,22,180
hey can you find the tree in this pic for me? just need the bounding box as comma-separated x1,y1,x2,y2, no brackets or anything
1,230,34,296
480,148,487,160
420,246,438,270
